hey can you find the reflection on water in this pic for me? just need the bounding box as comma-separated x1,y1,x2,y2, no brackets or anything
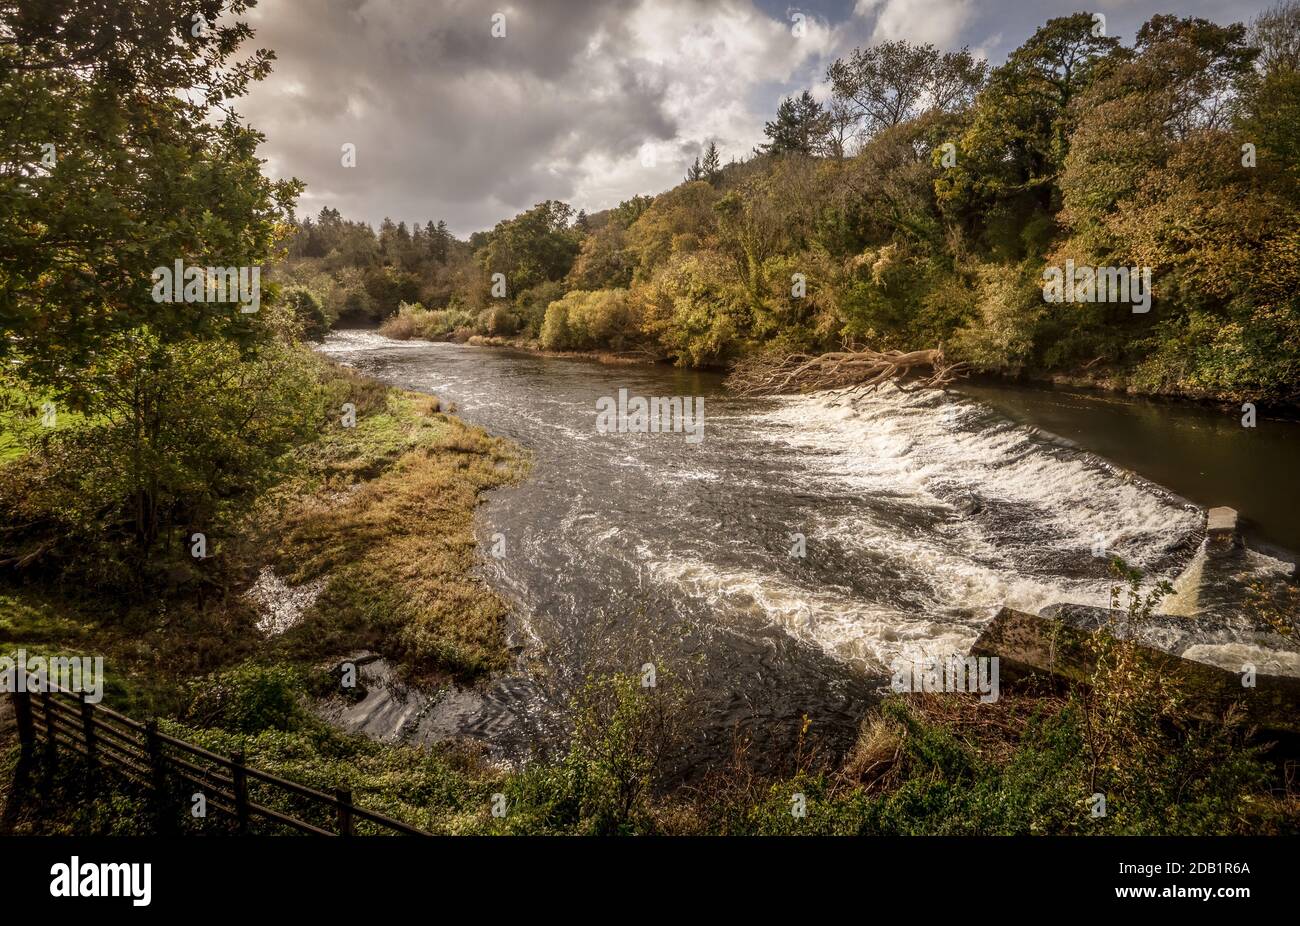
317,333,1231,767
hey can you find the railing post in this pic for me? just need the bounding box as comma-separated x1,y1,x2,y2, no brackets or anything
11,689,34,752
79,692,96,774
335,787,354,836
40,689,56,761
231,749,249,834
145,719,169,832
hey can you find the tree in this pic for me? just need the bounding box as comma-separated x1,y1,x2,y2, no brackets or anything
1053,12,1300,399
623,182,720,282
0,1,314,575
428,219,451,262
1134,15,1257,136
760,91,831,155
701,141,722,183
828,40,987,139
936,14,1120,227
477,200,579,294
1250,0,1300,73
568,223,633,290
1061,14,1259,237
0,0,301,388
822,98,859,159
0,325,322,582
1240,1,1300,196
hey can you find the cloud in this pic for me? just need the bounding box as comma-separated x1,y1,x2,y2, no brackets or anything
236,0,830,235
854,0,974,46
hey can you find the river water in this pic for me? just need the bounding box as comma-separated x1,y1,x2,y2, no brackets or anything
317,331,1292,768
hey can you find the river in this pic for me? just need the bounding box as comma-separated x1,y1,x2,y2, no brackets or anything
317,331,1296,769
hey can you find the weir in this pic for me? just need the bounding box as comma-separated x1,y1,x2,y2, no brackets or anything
971,504,1300,734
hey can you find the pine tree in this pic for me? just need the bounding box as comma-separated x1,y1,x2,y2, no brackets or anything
760,90,831,156
702,141,722,183
425,220,450,262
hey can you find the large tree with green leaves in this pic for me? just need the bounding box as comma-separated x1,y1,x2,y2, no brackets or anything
0,1,308,573
477,200,579,296
0,0,301,391
936,13,1119,236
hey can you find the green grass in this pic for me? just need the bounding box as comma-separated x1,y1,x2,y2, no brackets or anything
0,382,93,465
259,382,529,681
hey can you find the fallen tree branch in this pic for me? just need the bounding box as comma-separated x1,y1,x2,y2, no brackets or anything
725,342,967,396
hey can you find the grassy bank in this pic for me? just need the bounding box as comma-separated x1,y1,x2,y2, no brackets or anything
260,372,528,681
0,356,530,832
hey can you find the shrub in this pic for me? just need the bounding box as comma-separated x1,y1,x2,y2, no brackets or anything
539,300,571,350
379,302,477,341
183,662,307,734
282,285,330,339
492,671,685,834
638,253,747,366
948,261,1047,373
539,289,638,351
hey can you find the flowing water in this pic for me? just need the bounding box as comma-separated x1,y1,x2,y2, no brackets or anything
317,331,1293,768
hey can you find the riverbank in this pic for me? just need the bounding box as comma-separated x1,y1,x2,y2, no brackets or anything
382,323,1300,415
0,357,532,832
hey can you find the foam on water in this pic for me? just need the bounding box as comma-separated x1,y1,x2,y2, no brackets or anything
757,386,1201,570
643,385,1207,672
650,556,985,672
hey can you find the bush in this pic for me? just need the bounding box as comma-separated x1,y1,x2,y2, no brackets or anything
0,331,324,591
949,262,1047,373
183,662,307,734
282,285,330,339
638,253,747,366
491,671,685,834
379,302,477,341
539,289,638,351
539,300,571,350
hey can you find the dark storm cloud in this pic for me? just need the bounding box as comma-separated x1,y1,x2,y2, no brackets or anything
240,0,681,234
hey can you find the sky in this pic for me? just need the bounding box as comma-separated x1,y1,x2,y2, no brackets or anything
236,0,1277,237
